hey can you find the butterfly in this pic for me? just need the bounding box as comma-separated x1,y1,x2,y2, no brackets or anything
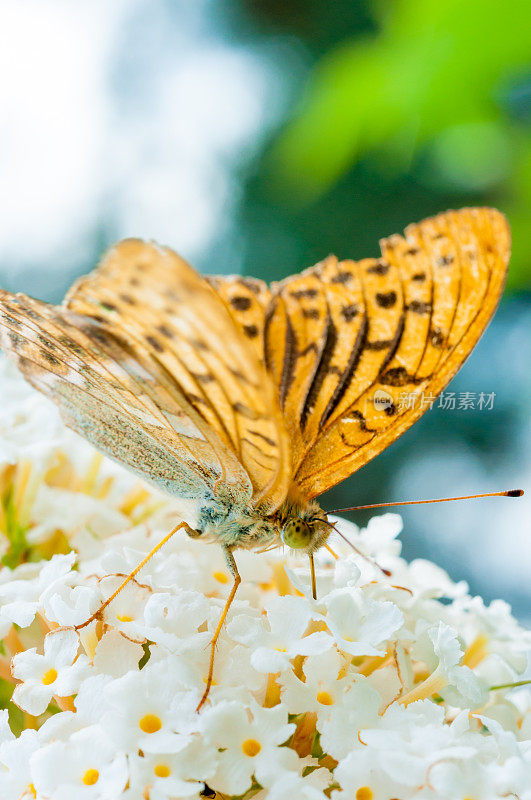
0,207,511,708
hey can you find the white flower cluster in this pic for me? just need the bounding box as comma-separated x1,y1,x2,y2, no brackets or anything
0,359,530,800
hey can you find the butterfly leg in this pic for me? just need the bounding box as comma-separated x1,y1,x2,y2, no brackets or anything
75,520,200,630
196,546,241,712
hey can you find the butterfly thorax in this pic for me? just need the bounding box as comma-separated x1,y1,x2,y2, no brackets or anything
197,496,330,554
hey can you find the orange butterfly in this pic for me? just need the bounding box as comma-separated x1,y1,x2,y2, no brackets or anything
0,207,511,707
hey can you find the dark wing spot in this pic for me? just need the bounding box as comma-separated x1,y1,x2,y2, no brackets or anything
2,314,21,327
238,278,262,294
243,324,259,338
384,402,398,416
366,339,392,351
290,288,318,299
376,291,397,308
380,366,420,387
42,351,61,366
233,402,262,420
58,336,84,355
298,342,318,357
367,261,390,275
408,300,432,314
302,308,319,320
192,372,214,384
157,324,174,338
99,302,117,312
341,410,375,433
436,255,454,266
120,294,135,305
331,271,352,284
430,327,444,348
341,304,358,322
37,334,55,349
412,272,426,282
187,393,208,406
230,296,252,311
146,335,164,353
248,429,276,447
8,331,24,346
405,247,419,256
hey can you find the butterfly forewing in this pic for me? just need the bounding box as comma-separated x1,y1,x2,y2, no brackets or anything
64,240,291,511
0,291,253,503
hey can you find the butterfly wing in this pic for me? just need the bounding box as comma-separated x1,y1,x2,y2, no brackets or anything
64,240,291,511
293,207,510,497
209,208,510,499
0,242,291,511
0,290,253,504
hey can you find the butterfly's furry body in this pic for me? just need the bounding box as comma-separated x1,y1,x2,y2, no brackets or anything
197,496,330,554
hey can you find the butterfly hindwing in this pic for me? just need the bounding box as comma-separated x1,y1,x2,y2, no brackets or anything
295,207,510,497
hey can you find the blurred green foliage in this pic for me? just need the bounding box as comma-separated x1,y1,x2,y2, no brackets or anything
237,0,530,290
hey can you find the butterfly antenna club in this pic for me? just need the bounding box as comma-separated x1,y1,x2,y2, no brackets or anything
329,489,524,514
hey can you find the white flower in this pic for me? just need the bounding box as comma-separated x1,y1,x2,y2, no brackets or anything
30,726,128,800
404,622,486,707
228,595,329,673
0,551,77,630
280,649,353,727
93,631,145,678
140,589,211,652
12,628,89,715
102,659,198,754
334,748,417,800
128,750,206,799
200,700,297,795
322,586,403,657
0,725,40,800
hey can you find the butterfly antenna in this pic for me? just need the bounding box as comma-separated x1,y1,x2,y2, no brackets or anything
315,517,391,578
329,489,524,514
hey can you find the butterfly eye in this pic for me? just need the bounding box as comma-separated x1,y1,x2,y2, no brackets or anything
281,519,312,549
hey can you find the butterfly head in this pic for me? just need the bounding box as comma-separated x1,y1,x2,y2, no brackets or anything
278,500,330,554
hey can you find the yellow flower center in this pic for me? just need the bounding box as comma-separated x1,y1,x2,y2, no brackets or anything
139,714,162,733
42,668,57,685
356,788,373,800
213,571,229,584
316,691,334,705
463,634,489,668
82,769,99,786
26,784,37,798
242,738,261,757
154,763,171,778
116,614,134,622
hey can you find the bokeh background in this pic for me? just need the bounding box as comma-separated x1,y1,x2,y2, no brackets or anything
1,1,529,618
